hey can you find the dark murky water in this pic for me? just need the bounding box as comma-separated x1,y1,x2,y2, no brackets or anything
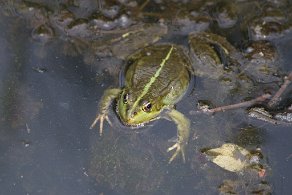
0,1,292,194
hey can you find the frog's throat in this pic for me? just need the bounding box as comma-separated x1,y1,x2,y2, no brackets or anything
128,45,174,115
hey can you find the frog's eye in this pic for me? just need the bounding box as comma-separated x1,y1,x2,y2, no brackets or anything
123,93,129,104
142,102,152,112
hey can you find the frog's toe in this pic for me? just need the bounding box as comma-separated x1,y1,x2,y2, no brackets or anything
104,115,113,126
90,114,112,136
90,115,101,129
167,143,186,163
99,116,104,136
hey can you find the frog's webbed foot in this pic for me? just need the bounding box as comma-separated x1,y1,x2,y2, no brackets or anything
167,142,186,163
166,109,190,163
90,88,121,136
90,113,112,136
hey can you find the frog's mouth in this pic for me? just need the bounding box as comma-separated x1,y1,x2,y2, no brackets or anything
114,118,159,134
115,106,159,129
115,119,148,133
118,115,159,129
120,121,146,129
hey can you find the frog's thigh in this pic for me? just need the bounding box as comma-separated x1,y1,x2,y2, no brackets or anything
167,109,190,162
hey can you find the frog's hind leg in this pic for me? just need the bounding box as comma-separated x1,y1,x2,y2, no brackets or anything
166,109,190,163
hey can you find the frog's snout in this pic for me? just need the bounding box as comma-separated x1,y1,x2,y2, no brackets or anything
127,111,137,119
124,110,138,124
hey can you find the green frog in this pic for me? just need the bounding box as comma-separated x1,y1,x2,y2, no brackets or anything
90,31,275,163
90,44,193,163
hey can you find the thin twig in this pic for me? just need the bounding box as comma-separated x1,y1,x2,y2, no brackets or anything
268,72,292,107
204,94,272,113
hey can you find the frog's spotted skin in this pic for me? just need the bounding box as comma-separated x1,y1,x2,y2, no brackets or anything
118,45,191,126
119,45,175,125
90,29,281,163
91,44,192,163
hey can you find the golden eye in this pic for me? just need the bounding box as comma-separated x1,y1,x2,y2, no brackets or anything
142,102,152,112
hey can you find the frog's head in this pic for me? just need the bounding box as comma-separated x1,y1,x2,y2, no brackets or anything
117,89,163,127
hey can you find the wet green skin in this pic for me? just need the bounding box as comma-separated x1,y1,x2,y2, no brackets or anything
90,32,280,163
91,44,193,163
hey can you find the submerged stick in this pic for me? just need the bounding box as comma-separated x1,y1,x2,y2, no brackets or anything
203,94,271,113
268,72,292,107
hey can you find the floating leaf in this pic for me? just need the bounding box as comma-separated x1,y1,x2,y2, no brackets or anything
203,143,251,172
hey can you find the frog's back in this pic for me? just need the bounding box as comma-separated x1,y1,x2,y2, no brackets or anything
124,44,192,105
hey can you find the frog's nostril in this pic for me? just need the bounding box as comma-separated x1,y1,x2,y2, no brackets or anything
133,112,137,115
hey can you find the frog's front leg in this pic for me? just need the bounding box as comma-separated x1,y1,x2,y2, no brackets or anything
166,109,190,163
90,88,121,135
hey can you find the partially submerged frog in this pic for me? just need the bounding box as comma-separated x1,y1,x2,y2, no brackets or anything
90,44,193,163
90,31,258,163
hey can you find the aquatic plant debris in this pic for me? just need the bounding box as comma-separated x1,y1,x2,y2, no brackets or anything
203,143,253,172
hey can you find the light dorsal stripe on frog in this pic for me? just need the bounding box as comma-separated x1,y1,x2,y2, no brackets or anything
129,45,174,114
